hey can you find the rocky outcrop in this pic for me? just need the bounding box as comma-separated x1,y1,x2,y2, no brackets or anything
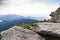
50,7,60,23
1,26,44,40
29,22,60,37
36,22,60,37
1,22,60,40
38,22,60,34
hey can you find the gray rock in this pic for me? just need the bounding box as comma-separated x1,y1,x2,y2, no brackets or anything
35,22,60,37
38,22,60,34
26,22,60,37
1,26,44,40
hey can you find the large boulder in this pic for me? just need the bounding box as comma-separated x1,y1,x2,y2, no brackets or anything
27,22,60,37
36,22,60,37
38,22,60,34
1,26,44,40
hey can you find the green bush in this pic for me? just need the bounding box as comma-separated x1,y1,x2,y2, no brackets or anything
30,23,38,32
16,23,38,31
20,24,30,29
30,23,38,27
16,24,20,26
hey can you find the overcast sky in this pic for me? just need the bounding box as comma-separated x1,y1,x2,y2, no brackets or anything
0,0,59,18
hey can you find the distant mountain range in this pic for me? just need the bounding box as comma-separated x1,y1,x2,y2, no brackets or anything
0,14,48,22
0,14,48,32
0,14,37,32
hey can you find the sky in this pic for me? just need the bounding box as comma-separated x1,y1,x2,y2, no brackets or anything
0,0,59,18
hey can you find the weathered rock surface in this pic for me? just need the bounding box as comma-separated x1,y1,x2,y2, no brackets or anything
38,22,60,34
1,26,44,40
26,22,60,37
34,22,60,37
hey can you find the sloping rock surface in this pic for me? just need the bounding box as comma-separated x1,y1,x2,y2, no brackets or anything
38,22,60,34
32,22,60,37
1,26,44,40
29,22,60,37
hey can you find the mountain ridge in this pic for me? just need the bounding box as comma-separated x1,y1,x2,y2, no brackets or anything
0,14,38,32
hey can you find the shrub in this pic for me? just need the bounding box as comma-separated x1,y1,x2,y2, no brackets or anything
16,24,20,26
16,23,38,32
30,23,38,27
19,23,30,29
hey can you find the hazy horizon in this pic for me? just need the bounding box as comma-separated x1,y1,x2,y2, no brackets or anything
0,0,59,18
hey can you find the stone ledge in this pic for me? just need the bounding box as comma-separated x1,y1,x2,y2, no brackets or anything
37,30,60,38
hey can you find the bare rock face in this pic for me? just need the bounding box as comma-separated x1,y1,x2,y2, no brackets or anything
50,7,60,23
20,22,60,37
1,26,44,40
36,22,60,37
38,22,60,34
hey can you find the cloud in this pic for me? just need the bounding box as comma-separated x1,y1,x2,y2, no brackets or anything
0,0,59,18
0,0,2,5
0,0,8,6
31,0,59,4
